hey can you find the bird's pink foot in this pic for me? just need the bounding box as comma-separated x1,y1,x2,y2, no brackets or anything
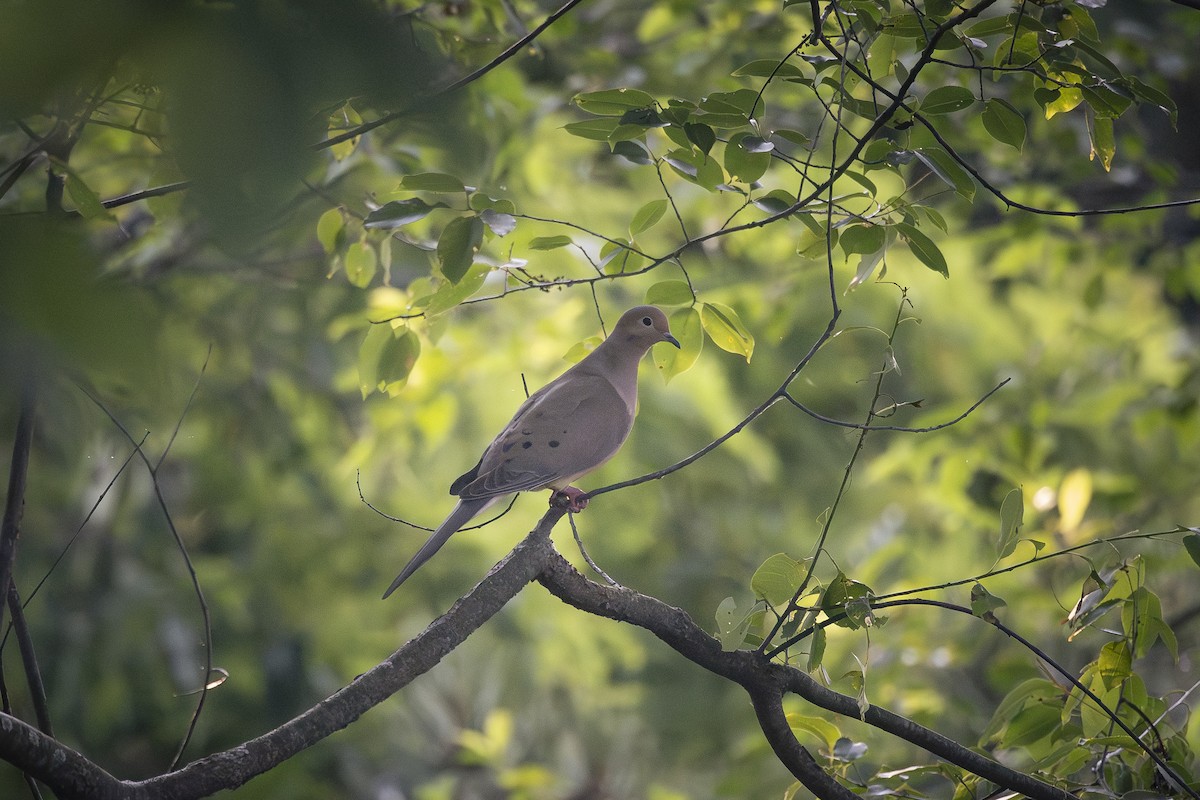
551,486,589,513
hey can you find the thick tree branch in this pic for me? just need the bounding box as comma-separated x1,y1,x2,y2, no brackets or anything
535,538,1075,800
0,504,1077,800
746,683,858,800
0,510,564,799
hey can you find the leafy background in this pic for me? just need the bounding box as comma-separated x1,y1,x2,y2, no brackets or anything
1,0,1199,797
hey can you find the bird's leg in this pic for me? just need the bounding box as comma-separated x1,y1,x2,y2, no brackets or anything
551,486,589,513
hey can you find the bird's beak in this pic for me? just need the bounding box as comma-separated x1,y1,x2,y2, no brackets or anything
663,333,681,349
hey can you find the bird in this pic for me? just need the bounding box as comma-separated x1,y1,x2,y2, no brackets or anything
382,305,680,598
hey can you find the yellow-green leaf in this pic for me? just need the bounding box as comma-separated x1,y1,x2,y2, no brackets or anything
630,199,669,237
345,241,377,288
316,208,345,254
699,302,754,361
644,280,693,306
653,306,702,381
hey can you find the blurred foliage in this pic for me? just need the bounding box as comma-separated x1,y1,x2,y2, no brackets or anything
2,0,1200,798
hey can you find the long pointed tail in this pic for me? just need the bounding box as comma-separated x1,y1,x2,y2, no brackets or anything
381,497,495,599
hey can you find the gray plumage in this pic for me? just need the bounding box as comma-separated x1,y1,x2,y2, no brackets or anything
383,306,679,598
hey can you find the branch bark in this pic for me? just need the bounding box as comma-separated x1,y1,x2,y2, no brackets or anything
0,505,1075,800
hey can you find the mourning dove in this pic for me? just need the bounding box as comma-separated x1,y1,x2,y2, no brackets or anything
382,306,680,598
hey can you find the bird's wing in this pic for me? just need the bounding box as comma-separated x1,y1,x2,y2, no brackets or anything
455,373,634,500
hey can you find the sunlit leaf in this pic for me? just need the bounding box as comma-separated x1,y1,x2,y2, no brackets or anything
424,264,492,316
653,306,702,381
732,59,805,79
997,487,1023,559
699,302,754,361
786,713,840,751
573,88,657,116
1089,116,1115,172
345,241,377,288
317,208,345,254
528,235,574,251
399,172,467,193
1057,468,1092,537
751,553,805,608
629,199,669,237
563,118,622,141
644,280,693,306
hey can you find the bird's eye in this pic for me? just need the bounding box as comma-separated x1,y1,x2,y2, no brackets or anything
641,316,652,326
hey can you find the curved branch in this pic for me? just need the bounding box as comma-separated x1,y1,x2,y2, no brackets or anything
746,683,858,800
1,510,564,799
535,543,1074,800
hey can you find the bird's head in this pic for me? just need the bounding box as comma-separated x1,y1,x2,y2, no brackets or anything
614,305,681,351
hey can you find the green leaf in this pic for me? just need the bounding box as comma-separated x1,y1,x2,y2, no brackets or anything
806,625,826,673
1002,704,1059,747
981,98,1026,150
317,208,345,254
997,487,1023,559
573,88,657,116
715,597,752,651
437,216,485,283
1089,116,1115,172
1122,77,1178,128
50,159,112,220
699,302,754,361
683,123,716,155
399,172,467,193
528,235,574,251
1184,534,1200,569
723,132,772,183
970,583,1007,622
1042,86,1083,120
920,85,975,115
599,237,644,274
644,280,693,306
751,554,805,609
359,324,421,397
1096,641,1131,690
914,147,975,201
732,59,805,79
896,223,948,277
838,224,886,256
563,118,622,141
663,148,724,190
629,199,669,237
364,198,443,229
345,241,377,288
653,306,702,382
786,713,840,752
327,102,363,161
1082,86,1132,120
424,264,492,317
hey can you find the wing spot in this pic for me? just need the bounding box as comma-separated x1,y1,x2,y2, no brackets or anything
549,440,560,448
522,441,533,449
502,442,514,453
